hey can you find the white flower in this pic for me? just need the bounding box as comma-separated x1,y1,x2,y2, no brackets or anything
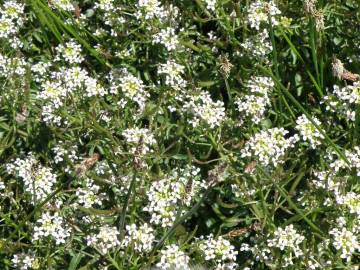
12,253,38,270
76,178,105,208
119,72,145,98
153,27,179,51
0,53,27,77
235,76,274,124
2,1,24,20
311,170,341,192
268,225,305,257
246,76,274,95
84,77,107,97
94,160,112,175
95,0,115,12
204,0,217,12
336,192,360,217
122,223,155,253
38,80,67,108
247,0,281,30
136,0,164,19
33,212,71,245
333,82,360,104
0,17,16,38
144,166,205,227
55,40,84,64
36,66,107,125
236,95,269,124
241,128,299,167
41,104,62,126
240,29,272,60
0,1,25,47
295,114,324,148
31,61,51,82
198,234,238,269
51,0,74,11
110,69,149,110
183,91,226,129
329,227,359,261
326,146,360,175
122,127,156,156
158,60,187,88
62,66,89,89
87,225,120,254
52,142,79,165
6,153,57,203
156,244,191,270
323,83,360,121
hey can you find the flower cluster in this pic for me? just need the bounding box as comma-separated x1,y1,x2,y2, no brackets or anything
109,69,149,111
6,153,57,203
247,0,281,30
197,234,238,269
86,225,120,254
335,192,360,217
153,27,179,51
295,114,324,148
55,40,84,64
50,0,74,11
144,166,205,227
235,76,274,124
94,0,125,32
33,212,71,245
158,60,187,88
36,61,106,125
240,30,272,60
329,226,359,261
136,0,164,20
183,91,226,129
311,169,341,192
94,0,114,12
52,141,79,172
0,53,27,77
122,223,155,253
156,244,190,270
75,178,105,208
241,128,299,167
204,0,217,12
327,146,360,174
11,253,39,270
0,0,25,48
122,127,156,156
267,225,305,266
323,83,360,121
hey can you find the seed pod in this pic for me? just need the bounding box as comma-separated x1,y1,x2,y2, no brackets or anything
304,0,316,15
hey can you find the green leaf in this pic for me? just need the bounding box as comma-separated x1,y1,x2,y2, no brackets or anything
68,253,84,270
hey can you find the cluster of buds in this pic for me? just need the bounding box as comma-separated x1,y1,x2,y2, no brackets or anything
304,0,316,15
303,0,324,32
332,57,360,82
219,54,233,79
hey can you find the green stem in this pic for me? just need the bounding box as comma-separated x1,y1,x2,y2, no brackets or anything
118,171,137,240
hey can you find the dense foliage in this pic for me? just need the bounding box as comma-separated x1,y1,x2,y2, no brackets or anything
0,0,359,269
